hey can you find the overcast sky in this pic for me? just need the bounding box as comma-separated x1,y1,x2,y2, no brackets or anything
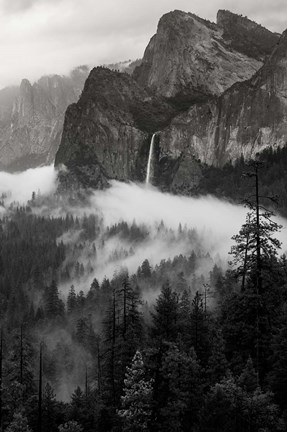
0,0,287,89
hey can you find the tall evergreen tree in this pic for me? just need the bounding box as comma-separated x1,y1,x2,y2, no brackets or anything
118,351,153,432
229,161,282,295
159,345,203,432
207,329,228,385
67,286,77,315
42,383,58,432
190,291,210,365
101,272,143,416
5,413,32,432
151,282,179,344
44,281,65,319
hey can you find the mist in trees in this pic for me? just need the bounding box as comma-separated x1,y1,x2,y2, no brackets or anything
0,166,286,431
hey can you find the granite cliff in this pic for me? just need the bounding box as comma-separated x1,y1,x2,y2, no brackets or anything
55,67,176,189
0,66,90,171
132,10,278,104
56,10,282,190
157,28,287,191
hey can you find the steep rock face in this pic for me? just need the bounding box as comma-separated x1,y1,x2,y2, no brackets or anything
0,66,89,171
55,67,176,188
132,10,277,102
56,11,283,191
0,86,19,124
157,30,287,190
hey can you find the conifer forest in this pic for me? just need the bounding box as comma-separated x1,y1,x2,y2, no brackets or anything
0,161,287,432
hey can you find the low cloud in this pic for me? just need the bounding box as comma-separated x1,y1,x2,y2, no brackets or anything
92,181,247,255
0,165,57,205
1,167,286,285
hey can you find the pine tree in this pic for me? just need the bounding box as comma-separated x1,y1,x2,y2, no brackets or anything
42,383,58,432
44,280,65,319
139,260,152,279
238,357,258,393
221,291,259,374
67,286,77,315
151,282,179,343
202,374,245,431
6,412,32,432
4,329,36,397
68,387,94,431
101,288,118,409
175,272,188,294
86,278,100,305
207,329,228,385
69,387,85,424
75,318,89,347
101,272,143,414
190,291,210,364
76,291,85,313
229,161,282,294
118,351,153,432
159,345,203,432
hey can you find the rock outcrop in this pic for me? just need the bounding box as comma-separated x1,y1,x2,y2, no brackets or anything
55,67,177,188
0,59,142,171
132,10,278,103
158,28,287,185
0,66,90,171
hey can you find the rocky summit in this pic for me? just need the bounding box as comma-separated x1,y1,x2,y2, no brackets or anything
55,9,284,190
132,10,277,103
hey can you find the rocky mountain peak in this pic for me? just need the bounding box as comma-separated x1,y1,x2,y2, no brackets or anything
81,67,143,106
20,78,33,93
158,9,216,30
17,78,34,124
133,9,267,104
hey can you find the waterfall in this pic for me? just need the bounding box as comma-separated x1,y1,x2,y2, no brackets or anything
145,133,156,185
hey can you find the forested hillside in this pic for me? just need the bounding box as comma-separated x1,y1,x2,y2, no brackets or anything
0,189,286,432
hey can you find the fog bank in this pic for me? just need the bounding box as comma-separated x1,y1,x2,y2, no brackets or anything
92,181,246,256
0,165,57,205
